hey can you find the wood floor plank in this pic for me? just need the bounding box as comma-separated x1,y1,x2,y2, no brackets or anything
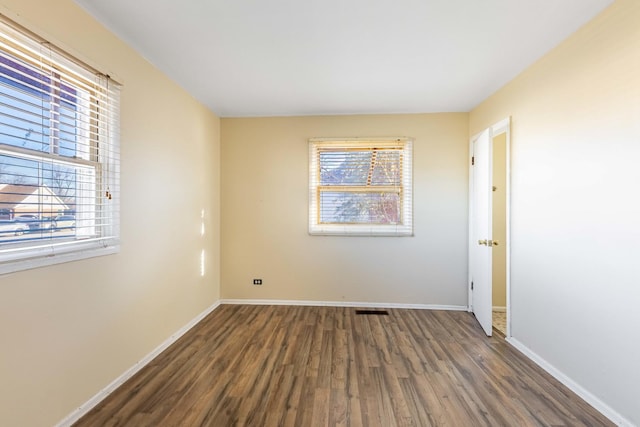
73,305,614,427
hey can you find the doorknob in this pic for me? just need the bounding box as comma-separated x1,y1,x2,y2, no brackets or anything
478,239,487,246
491,240,499,246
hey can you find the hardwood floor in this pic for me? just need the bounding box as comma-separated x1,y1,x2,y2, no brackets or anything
74,305,613,427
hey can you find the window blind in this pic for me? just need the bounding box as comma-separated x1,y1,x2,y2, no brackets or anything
309,138,413,236
0,16,120,272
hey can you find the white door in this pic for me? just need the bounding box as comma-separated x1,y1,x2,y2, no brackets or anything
471,129,493,336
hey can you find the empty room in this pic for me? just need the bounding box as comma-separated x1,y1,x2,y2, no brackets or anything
0,0,638,426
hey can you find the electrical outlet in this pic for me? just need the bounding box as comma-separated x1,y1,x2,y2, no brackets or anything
253,279,262,285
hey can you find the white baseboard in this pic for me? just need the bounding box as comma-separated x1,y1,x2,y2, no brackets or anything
492,306,506,312
507,337,634,427
55,300,221,427
221,299,468,311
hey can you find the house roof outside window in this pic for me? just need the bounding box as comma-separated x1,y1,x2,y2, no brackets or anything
0,184,69,218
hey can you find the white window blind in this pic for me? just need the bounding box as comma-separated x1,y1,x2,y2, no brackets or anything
309,138,413,236
0,16,120,273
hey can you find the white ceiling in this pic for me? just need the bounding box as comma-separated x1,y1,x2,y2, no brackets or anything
73,0,612,117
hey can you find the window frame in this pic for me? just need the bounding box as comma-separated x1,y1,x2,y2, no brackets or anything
308,138,413,236
0,16,120,274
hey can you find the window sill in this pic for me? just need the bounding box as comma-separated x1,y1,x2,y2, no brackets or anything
0,244,119,275
309,224,413,237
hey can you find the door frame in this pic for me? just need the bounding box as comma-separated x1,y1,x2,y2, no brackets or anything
468,117,511,337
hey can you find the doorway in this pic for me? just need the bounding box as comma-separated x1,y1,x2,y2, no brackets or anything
468,118,510,337
491,132,508,335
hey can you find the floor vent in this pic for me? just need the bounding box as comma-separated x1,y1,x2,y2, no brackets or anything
355,309,390,315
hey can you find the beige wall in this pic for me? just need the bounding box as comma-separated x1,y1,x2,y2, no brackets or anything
0,1,221,426
470,0,640,424
491,133,507,307
221,114,469,305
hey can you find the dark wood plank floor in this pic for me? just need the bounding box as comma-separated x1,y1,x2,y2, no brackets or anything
74,305,613,427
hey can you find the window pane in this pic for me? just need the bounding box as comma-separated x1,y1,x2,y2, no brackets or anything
0,154,93,245
320,191,401,224
0,53,52,152
319,149,402,186
320,151,372,185
370,150,401,186
0,53,85,159
0,79,51,152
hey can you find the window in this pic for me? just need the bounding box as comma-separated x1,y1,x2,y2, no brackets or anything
0,17,120,273
309,138,413,236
